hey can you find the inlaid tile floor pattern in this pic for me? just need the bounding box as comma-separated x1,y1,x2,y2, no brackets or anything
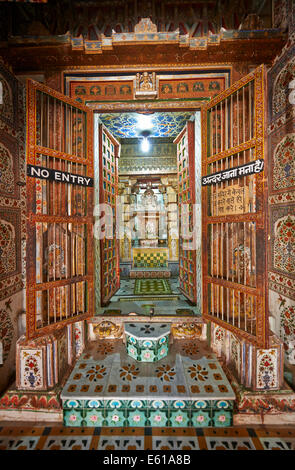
134,279,172,295
1,425,295,450
115,278,180,297
61,339,235,428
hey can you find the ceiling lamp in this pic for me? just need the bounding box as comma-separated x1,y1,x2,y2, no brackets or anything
141,137,150,152
139,129,152,153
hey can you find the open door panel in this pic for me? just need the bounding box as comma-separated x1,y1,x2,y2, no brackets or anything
201,65,268,348
98,124,120,306
26,80,94,339
175,121,197,304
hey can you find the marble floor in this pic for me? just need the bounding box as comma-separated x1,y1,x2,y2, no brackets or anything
1,424,295,450
97,278,201,316
62,339,234,401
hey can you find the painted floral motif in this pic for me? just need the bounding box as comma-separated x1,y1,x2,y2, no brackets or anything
96,342,114,356
127,344,137,359
119,364,140,381
149,411,167,426
0,219,16,277
155,364,176,382
74,322,84,357
128,411,145,426
257,349,278,390
0,307,14,363
84,410,104,426
213,410,231,427
274,215,295,274
0,143,14,195
85,364,107,382
170,411,189,426
214,326,225,343
64,410,83,426
107,410,125,426
158,345,168,357
139,324,155,334
191,411,211,427
140,349,155,362
273,56,295,116
187,364,208,382
181,343,200,357
0,65,25,303
273,134,295,190
22,350,43,389
279,298,295,358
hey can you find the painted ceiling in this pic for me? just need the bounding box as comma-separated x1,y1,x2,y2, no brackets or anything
99,112,193,139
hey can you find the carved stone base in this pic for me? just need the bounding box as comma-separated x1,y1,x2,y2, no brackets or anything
0,382,66,423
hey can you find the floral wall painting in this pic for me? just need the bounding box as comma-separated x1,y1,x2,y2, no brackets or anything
273,133,295,191
274,214,295,275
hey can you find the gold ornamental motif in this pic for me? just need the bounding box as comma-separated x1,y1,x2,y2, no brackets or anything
93,320,123,338
171,323,202,339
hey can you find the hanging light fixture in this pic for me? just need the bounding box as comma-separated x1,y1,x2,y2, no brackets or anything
141,136,150,152
136,112,154,154
139,129,152,153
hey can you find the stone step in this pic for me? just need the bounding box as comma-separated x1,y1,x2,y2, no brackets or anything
61,339,235,427
118,295,179,301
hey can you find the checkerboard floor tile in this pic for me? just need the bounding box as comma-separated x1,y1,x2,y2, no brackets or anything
1,425,295,450
134,279,172,295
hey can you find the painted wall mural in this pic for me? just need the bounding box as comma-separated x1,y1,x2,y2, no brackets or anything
273,214,295,275
267,17,295,366
278,294,295,363
272,56,295,117
0,62,25,301
273,133,295,191
0,143,14,195
0,307,14,364
67,72,228,111
72,81,134,104
0,219,16,276
158,77,224,100
0,61,25,396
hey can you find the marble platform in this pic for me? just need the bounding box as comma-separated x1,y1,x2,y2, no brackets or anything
61,339,235,427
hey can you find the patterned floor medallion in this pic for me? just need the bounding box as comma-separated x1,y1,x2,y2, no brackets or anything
61,339,235,427
134,279,172,295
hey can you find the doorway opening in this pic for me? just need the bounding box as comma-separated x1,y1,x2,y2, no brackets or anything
94,110,202,318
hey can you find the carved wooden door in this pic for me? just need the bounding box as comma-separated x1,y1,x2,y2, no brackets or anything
98,124,120,305
175,121,197,304
201,65,268,347
26,80,94,339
